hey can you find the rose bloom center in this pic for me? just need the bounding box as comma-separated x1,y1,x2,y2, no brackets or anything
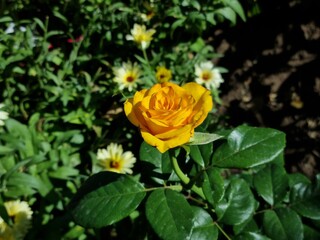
144,86,195,126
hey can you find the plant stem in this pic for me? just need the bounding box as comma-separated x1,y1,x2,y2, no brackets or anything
214,222,232,240
142,48,149,64
170,156,206,199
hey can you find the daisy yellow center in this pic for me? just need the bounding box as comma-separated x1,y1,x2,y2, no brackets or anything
156,67,172,83
201,71,212,81
135,33,152,43
126,76,134,82
125,73,136,83
110,160,120,169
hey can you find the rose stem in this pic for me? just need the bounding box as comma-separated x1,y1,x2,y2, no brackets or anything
170,156,206,199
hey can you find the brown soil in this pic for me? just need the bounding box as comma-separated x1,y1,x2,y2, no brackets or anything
212,0,320,178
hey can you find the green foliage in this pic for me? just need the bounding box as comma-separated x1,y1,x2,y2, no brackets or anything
70,126,320,239
70,172,146,228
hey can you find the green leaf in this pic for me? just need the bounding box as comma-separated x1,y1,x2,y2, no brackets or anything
189,145,205,167
290,174,320,220
139,141,172,183
234,232,271,240
288,173,311,187
216,178,256,225
5,119,35,158
190,37,206,52
6,172,50,197
304,224,320,240
263,208,303,240
224,0,246,21
190,142,213,167
253,164,289,206
170,18,186,37
0,16,13,23
70,172,146,228
189,207,218,240
49,166,79,180
206,12,217,25
202,167,224,206
33,18,46,32
212,126,286,168
215,7,237,24
146,189,193,240
0,145,15,155
233,218,259,235
188,132,223,145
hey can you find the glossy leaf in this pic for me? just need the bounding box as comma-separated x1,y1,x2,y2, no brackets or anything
189,207,218,240
234,232,271,240
253,164,288,206
146,189,193,240
212,126,286,168
233,217,259,235
290,174,320,220
139,141,172,183
216,178,255,225
188,132,223,145
70,172,146,228
190,145,205,167
189,143,213,167
202,167,224,206
263,208,303,240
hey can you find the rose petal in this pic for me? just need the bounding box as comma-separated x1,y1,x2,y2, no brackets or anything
141,125,192,153
182,82,213,127
124,98,140,127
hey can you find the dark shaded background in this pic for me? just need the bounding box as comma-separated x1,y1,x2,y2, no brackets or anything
212,0,320,177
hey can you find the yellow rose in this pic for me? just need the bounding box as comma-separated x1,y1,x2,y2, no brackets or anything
124,82,213,153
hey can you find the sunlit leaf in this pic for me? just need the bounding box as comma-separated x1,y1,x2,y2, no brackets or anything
70,172,146,228
188,132,223,145
216,178,256,225
212,126,286,168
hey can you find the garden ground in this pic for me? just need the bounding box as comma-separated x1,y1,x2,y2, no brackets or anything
212,0,320,178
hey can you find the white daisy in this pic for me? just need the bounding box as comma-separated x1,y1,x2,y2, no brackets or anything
0,103,9,126
0,200,33,240
113,62,141,92
97,143,136,174
195,61,224,90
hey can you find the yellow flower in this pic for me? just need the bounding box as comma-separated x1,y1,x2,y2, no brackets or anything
0,103,9,126
97,143,136,174
126,24,156,49
124,82,213,153
113,62,141,92
0,219,14,240
0,200,33,240
155,66,172,83
141,11,155,22
195,61,224,90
